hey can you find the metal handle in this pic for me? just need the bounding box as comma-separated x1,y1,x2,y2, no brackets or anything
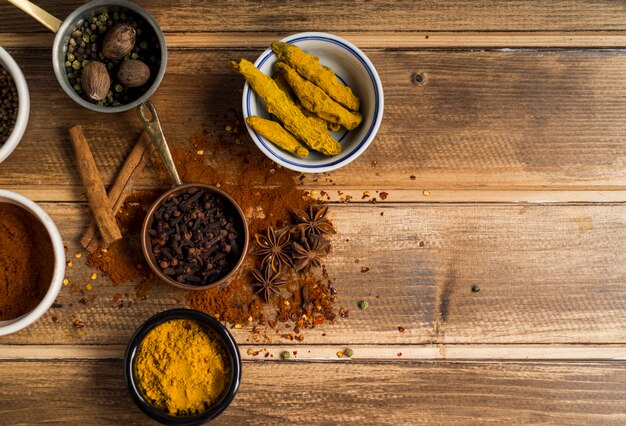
7,0,62,32
137,100,183,186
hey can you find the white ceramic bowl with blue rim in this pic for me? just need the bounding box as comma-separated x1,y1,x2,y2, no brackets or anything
242,32,384,173
0,189,65,336
0,47,30,164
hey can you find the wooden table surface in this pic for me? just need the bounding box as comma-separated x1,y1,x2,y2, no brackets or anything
1,1,625,424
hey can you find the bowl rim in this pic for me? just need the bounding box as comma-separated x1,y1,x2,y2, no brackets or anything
140,183,250,291
242,31,384,173
51,0,168,114
0,47,30,164
124,308,242,424
0,190,65,336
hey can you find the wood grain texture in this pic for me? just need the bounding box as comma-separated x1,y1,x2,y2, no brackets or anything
2,1,626,33
4,32,626,49
1,344,625,361
0,361,624,425
0,203,622,346
1,49,625,200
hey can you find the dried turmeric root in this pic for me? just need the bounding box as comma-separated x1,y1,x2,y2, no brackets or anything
231,59,341,156
276,62,362,131
272,41,360,111
246,116,309,158
273,73,337,132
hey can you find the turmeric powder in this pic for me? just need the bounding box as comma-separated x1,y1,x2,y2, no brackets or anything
134,319,229,415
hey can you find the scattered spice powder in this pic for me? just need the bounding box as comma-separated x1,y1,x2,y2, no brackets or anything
87,191,157,285
188,265,263,326
84,117,341,336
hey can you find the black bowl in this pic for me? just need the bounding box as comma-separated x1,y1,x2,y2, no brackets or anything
124,309,242,424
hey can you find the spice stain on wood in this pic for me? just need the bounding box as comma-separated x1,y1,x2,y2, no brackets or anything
570,215,594,233
433,258,456,342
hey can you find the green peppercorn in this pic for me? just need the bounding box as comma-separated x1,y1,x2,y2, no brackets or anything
114,84,123,93
90,34,97,42
66,53,75,62
358,300,369,310
65,60,72,68
81,59,90,67
131,53,139,59
280,351,290,360
113,12,119,20
139,41,147,49
73,83,81,91
344,348,354,358
107,62,114,70
71,60,81,70
69,38,76,46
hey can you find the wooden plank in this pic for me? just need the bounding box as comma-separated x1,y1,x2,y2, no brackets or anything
0,360,624,424
4,32,626,49
2,1,626,33
0,203,623,346
1,344,625,361
1,49,626,199
5,186,626,204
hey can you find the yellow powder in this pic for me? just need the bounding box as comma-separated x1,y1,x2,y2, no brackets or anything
134,319,229,415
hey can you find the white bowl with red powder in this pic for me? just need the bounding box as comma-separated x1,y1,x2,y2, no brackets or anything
0,190,65,336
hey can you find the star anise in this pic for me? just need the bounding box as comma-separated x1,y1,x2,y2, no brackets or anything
251,266,286,301
292,235,329,273
291,206,336,239
254,227,293,272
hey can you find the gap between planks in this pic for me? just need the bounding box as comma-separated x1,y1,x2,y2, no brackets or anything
2,31,626,49
1,344,624,361
4,185,626,203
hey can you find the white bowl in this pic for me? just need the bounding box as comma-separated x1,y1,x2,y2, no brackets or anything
0,190,65,336
0,47,30,164
242,32,384,173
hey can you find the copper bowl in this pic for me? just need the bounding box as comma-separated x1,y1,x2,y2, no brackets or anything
141,183,249,291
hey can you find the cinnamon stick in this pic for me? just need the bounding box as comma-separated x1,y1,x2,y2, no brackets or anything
80,131,153,252
69,125,122,248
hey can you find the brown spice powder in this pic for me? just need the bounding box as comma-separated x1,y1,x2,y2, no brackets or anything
87,191,157,285
85,124,338,333
0,203,55,320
